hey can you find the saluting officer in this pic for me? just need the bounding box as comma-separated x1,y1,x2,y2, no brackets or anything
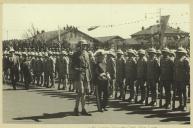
72,40,92,116
136,49,147,104
146,48,160,106
125,49,137,103
115,49,126,100
159,47,174,109
173,47,189,111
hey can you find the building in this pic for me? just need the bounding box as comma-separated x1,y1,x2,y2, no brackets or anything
131,25,190,48
30,27,101,50
95,35,125,50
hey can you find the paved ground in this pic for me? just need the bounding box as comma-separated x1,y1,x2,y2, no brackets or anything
3,84,190,124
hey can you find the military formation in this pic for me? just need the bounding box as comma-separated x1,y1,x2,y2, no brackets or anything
3,39,190,116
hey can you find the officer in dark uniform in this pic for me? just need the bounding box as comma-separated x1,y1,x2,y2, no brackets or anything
159,47,174,109
94,49,110,112
72,40,92,116
125,49,137,103
136,49,147,104
173,47,189,111
146,48,160,106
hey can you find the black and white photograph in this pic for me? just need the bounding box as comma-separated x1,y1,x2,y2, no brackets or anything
1,3,191,125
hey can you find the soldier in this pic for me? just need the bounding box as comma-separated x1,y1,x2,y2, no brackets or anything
30,52,36,85
72,40,92,116
125,49,137,103
3,51,10,83
57,51,69,90
173,47,189,111
44,52,54,88
68,51,75,92
20,53,32,90
159,48,174,109
36,53,43,86
106,50,116,98
115,49,126,100
135,49,147,104
9,48,20,90
94,50,110,112
145,48,160,106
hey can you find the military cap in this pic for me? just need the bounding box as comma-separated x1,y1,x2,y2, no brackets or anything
148,48,156,53
127,49,135,55
9,48,15,52
176,47,187,54
138,49,146,55
48,51,52,55
162,47,170,53
170,50,176,56
45,52,48,57
156,50,161,54
3,51,8,55
15,51,19,55
61,51,67,55
94,49,107,56
116,49,124,55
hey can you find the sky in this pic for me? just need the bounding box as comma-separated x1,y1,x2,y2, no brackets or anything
2,4,190,40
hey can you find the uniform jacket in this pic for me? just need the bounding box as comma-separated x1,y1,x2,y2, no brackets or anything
43,58,54,73
56,57,69,75
174,56,190,82
106,57,116,79
36,59,43,73
125,57,137,80
146,56,160,80
137,56,147,79
71,50,91,81
160,56,174,81
116,57,126,81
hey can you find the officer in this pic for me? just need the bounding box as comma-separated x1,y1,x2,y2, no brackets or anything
30,52,36,85
159,47,174,109
57,51,69,90
125,49,137,103
20,53,32,90
94,50,110,112
115,49,126,100
173,47,189,111
72,40,92,116
146,48,160,106
106,50,116,98
136,49,147,104
9,48,20,90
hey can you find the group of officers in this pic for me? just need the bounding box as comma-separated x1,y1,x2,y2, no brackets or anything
3,39,190,116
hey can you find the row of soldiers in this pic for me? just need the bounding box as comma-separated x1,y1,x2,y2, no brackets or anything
3,40,190,115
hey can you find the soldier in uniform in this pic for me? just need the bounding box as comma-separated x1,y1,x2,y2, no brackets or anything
106,50,116,98
44,52,54,88
159,48,174,109
173,47,189,111
145,48,160,106
135,49,147,104
3,51,10,83
57,51,69,90
30,52,36,85
72,40,92,116
9,48,20,90
115,49,126,100
36,53,43,86
20,53,32,90
125,49,137,103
